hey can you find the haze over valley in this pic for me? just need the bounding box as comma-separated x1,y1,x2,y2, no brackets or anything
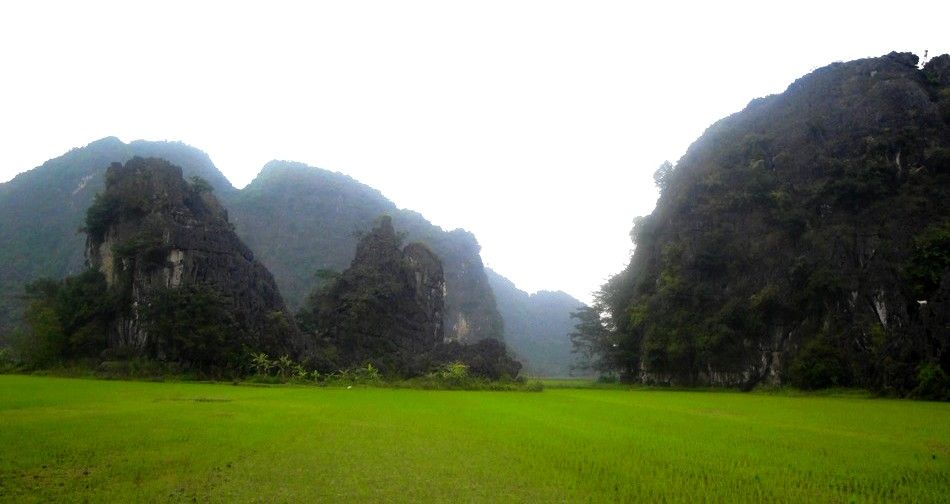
0,2,948,502
3,1,947,304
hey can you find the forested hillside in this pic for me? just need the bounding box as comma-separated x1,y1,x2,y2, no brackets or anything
487,269,586,376
18,158,301,369
225,161,504,342
0,138,231,339
0,140,509,345
585,52,950,397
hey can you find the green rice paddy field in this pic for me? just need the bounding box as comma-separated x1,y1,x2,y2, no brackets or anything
0,375,948,502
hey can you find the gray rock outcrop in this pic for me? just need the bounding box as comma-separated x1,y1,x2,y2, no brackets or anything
301,215,522,378
303,216,445,372
86,157,299,359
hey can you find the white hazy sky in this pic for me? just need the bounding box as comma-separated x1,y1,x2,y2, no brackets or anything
1,1,947,303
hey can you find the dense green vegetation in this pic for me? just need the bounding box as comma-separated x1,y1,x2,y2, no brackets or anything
12,270,273,375
4,54,949,401
576,53,950,398
294,216,520,379
2,51,950,504
1,375,947,502
9,175,517,382
296,216,441,375
13,271,113,367
28,158,304,376
226,160,505,343
0,140,516,350
0,138,232,341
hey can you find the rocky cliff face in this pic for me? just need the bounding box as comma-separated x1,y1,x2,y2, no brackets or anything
425,227,503,343
603,52,950,393
403,242,446,345
228,160,505,343
0,137,233,339
301,216,445,372
87,157,298,359
301,216,522,378
0,139,549,368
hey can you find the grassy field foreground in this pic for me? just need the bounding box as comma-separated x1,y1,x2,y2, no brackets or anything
0,376,948,502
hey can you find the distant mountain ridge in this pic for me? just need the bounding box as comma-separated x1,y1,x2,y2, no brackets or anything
0,138,563,352
487,269,586,377
223,159,504,343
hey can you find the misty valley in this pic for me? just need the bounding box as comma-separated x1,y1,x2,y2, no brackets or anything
0,51,948,502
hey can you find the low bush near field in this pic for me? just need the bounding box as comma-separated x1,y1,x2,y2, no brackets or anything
243,353,541,391
0,345,16,372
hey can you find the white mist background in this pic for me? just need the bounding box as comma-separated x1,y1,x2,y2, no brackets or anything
1,1,947,303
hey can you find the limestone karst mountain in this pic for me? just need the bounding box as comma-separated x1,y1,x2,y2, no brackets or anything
0,140,506,345
86,157,300,362
297,216,522,377
0,139,541,363
0,138,232,338
297,216,445,372
596,52,950,395
226,160,504,344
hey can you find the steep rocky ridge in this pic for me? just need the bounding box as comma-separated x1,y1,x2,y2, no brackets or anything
226,160,504,343
0,142,504,346
299,216,444,372
87,157,298,359
602,52,950,393
299,216,521,378
0,137,233,337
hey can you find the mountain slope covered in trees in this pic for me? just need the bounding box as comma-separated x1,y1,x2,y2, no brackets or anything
486,269,586,376
588,52,950,397
225,161,504,342
0,139,515,347
0,138,233,338
20,157,301,369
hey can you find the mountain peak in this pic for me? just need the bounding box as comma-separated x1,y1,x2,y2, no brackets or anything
85,157,299,361
85,136,125,149
598,51,950,392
